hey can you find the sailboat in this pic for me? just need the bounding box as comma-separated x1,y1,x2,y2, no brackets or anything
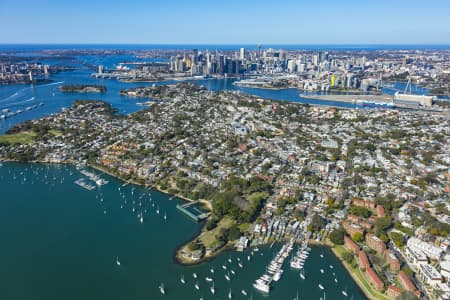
300,268,305,280
159,283,165,295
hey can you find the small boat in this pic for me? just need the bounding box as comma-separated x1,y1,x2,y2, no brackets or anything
222,265,227,270
228,256,232,263
342,290,348,297
334,278,338,283
210,267,214,274
193,273,197,279
205,277,213,282
247,255,251,261
159,283,165,295
320,269,324,274
330,265,334,269
210,282,215,295
140,215,144,223
320,253,324,258
241,290,247,296
225,273,230,281
238,262,243,268
195,282,200,290
180,275,185,284
164,213,167,220
228,288,232,299
318,284,324,290
300,271,305,280
230,270,235,275
116,257,121,266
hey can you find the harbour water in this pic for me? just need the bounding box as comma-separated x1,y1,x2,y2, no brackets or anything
0,162,366,300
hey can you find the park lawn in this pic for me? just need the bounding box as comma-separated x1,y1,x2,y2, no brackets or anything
0,131,37,145
246,191,269,207
49,129,63,136
200,216,235,248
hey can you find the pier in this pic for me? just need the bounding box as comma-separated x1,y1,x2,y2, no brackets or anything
176,201,209,222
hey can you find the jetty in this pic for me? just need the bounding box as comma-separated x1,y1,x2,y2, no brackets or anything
176,201,209,222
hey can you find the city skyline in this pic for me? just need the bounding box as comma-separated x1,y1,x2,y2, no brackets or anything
1,0,450,44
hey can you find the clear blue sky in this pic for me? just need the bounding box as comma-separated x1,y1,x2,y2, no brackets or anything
1,0,449,44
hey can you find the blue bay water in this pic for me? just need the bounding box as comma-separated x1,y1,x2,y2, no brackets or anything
0,162,366,300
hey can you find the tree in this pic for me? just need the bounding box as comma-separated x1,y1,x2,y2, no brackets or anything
342,251,354,263
389,231,404,247
396,291,418,300
329,228,345,245
353,232,364,243
375,216,392,235
308,214,326,233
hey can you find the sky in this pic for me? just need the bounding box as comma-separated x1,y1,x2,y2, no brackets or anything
0,0,449,44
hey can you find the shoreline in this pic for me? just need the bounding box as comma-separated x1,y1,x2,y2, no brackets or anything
0,157,390,296
0,159,217,265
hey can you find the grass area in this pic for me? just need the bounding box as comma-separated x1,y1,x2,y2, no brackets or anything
246,191,269,206
49,129,63,136
0,131,36,145
238,222,250,233
333,245,392,300
199,216,235,248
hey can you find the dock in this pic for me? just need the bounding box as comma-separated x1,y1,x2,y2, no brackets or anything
176,201,210,222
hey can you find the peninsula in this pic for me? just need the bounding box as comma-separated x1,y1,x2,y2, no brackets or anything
60,84,107,93
1,83,449,300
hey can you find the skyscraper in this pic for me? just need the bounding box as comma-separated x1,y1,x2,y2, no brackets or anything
239,48,245,60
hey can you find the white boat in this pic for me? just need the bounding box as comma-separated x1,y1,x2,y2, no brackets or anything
193,272,197,279
318,283,324,290
247,255,251,261
205,277,213,282
241,290,247,296
300,271,305,280
253,281,270,293
228,289,232,299
159,283,165,295
320,253,324,258
230,270,235,275
225,273,230,281
238,262,243,268
210,267,214,274
334,278,338,283
320,269,324,274
273,269,283,281
116,256,121,266
164,213,167,220
140,215,144,223
222,264,227,270
342,290,348,297
329,265,334,269
180,275,185,284
228,256,232,263
195,282,200,290
210,282,215,295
